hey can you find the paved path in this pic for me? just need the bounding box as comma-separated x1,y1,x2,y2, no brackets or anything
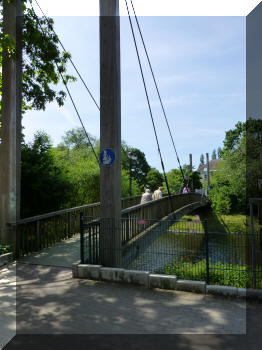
15,237,246,334
18,235,80,267
15,263,246,335
1,236,262,348
0,265,16,350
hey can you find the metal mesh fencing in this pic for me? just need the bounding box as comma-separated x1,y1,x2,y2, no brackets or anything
80,215,262,289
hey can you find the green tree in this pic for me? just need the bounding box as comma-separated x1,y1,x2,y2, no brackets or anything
212,149,217,160
217,147,222,158
164,166,202,194
121,168,140,198
122,145,150,190
209,122,246,214
54,135,100,207
223,121,245,152
164,169,183,194
200,154,204,164
182,165,202,189
145,168,163,192
0,0,75,124
21,131,72,217
60,127,98,150
191,171,202,190
246,119,262,199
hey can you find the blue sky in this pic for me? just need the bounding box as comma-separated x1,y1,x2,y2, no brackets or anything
22,14,246,171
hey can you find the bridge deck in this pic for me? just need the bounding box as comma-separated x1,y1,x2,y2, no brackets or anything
19,234,80,267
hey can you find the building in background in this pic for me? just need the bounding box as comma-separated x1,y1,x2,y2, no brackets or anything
197,159,221,180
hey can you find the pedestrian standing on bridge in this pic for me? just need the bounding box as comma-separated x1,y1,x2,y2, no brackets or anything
140,188,152,204
183,186,190,194
152,186,163,200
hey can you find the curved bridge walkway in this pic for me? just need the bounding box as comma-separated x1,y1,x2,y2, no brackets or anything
14,193,207,269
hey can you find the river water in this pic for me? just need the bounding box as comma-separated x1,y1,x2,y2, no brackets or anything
125,229,260,273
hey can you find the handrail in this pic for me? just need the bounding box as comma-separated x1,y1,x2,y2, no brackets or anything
12,195,141,225
121,193,203,215
13,202,100,224
12,193,207,258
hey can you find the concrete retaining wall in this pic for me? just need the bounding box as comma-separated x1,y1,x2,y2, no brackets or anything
72,263,262,299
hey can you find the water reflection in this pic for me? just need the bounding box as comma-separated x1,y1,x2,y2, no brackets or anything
125,230,259,273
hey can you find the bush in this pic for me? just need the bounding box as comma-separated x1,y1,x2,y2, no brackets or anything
0,244,12,255
209,186,231,214
160,259,261,289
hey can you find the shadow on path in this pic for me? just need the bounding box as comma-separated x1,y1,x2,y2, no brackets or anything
18,235,80,268
15,263,246,335
2,263,262,349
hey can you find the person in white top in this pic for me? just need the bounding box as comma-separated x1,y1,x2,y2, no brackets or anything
152,186,163,200
140,188,152,204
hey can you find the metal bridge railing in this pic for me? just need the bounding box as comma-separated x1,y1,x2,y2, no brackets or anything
11,195,141,258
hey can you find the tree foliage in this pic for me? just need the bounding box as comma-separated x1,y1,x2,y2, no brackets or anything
209,122,247,214
21,131,72,217
164,169,182,194
163,166,202,194
54,132,100,207
217,147,222,158
122,145,150,191
246,119,262,199
200,153,204,165
145,168,163,192
59,127,98,150
0,0,75,123
212,149,217,160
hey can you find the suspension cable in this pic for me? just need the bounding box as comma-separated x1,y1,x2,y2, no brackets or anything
128,0,187,186
124,0,173,209
30,1,132,169
29,4,100,165
32,0,100,111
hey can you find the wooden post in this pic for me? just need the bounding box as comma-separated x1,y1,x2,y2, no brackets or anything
0,0,22,245
99,0,121,267
206,153,210,196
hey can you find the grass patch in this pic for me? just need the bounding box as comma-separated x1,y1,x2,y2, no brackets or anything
160,259,262,289
170,207,258,234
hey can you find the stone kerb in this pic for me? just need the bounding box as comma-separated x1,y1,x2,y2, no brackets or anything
176,279,206,293
123,269,149,287
206,285,238,297
0,252,13,267
78,264,102,279
72,264,262,299
149,274,177,290
100,267,125,282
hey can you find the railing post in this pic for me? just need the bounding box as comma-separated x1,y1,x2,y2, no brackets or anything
250,200,256,289
68,212,72,237
14,224,20,259
204,219,210,285
36,220,40,250
80,212,84,264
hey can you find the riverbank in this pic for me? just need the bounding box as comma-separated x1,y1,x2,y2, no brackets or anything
174,206,254,233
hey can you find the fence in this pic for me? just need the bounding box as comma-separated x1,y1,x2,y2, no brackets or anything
12,195,141,258
80,216,262,289
11,193,205,258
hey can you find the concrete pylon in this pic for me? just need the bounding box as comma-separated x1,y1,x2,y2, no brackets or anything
99,0,122,267
0,0,22,245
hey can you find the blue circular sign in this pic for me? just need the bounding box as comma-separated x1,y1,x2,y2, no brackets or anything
99,148,115,166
